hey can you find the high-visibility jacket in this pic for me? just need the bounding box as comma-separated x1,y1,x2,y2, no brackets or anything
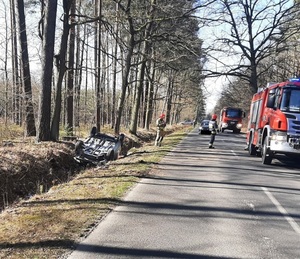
209,119,218,135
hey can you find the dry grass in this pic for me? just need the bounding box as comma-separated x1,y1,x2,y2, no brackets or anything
0,125,192,259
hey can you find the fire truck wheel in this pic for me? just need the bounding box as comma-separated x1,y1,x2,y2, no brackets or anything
248,136,256,156
262,136,272,165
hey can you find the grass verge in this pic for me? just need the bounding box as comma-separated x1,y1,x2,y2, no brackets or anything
0,127,191,259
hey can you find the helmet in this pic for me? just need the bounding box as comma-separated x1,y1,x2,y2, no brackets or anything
212,114,217,120
159,113,166,118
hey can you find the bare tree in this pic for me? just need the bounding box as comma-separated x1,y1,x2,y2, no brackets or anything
200,0,300,94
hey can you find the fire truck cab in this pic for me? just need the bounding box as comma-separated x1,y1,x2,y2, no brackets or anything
219,107,245,133
246,78,300,164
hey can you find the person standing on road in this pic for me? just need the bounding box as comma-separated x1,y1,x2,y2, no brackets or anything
155,113,166,146
208,114,218,148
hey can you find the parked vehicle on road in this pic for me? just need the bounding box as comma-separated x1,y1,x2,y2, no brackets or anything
199,120,210,134
219,107,245,133
246,78,300,165
180,120,194,125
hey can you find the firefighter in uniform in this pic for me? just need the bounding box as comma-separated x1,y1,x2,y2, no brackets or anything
155,113,166,146
209,114,218,148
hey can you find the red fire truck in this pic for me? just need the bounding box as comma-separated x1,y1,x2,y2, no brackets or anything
219,107,245,133
246,78,300,164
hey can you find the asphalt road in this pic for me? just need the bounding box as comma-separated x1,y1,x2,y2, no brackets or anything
67,129,300,259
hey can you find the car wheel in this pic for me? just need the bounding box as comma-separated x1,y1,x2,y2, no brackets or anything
262,136,272,165
106,150,112,161
113,150,119,160
75,140,84,155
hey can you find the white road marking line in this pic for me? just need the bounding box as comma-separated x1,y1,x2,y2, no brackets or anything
231,150,237,156
262,187,300,234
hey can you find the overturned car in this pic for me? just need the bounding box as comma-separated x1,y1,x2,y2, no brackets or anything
74,128,125,166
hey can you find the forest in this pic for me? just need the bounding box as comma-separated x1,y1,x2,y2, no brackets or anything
1,2,300,256
0,0,300,141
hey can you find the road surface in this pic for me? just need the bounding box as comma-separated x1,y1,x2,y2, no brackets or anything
67,129,300,259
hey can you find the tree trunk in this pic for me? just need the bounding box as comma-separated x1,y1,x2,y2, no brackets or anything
74,1,84,128
37,0,57,142
129,54,146,134
10,0,21,125
66,0,76,135
110,2,119,129
114,41,134,135
166,78,173,125
16,0,36,136
101,39,106,125
114,0,135,135
50,0,72,141
128,0,156,134
145,59,155,130
250,60,258,94
94,0,102,132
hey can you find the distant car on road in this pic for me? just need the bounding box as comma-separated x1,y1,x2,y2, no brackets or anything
199,120,210,134
180,120,194,125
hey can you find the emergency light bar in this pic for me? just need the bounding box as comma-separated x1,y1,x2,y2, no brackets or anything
288,78,300,82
